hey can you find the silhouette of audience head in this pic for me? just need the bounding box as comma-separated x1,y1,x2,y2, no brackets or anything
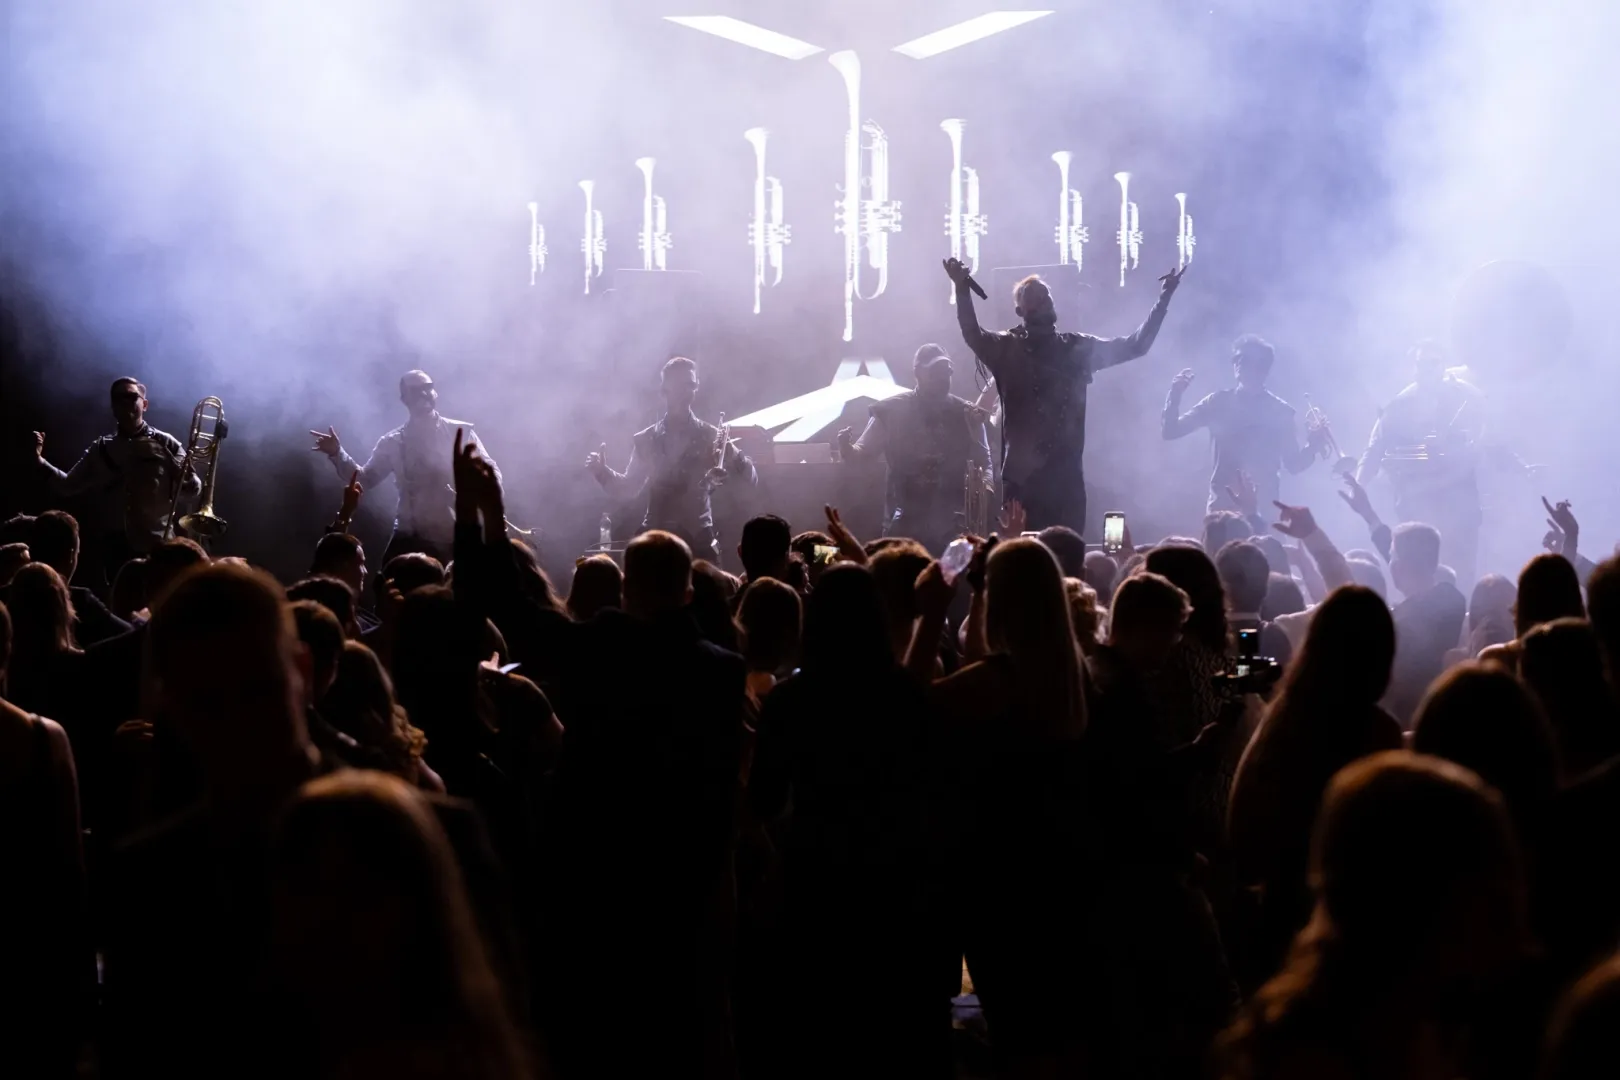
271,770,527,1076
1541,954,1620,1080
1390,523,1443,597
623,530,693,618
1584,553,1620,679
739,515,793,583
1519,617,1620,781
110,557,149,620
0,543,28,589
801,563,889,673
1253,535,1290,576
7,563,76,659
1515,553,1585,638
322,640,426,782
689,561,741,652
145,538,209,610
290,600,345,704
1216,540,1271,617
790,531,835,588
1412,663,1559,828
1469,573,1518,632
1082,550,1117,604
0,600,10,684
737,577,801,676
381,553,446,598
567,555,622,621
1343,556,1388,602
147,563,310,789
1108,572,1191,671
1282,585,1397,706
1145,544,1229,653
1224,752,1526,1077
287,576,359,638
0,513,34,548
508,538,565,615
870,541,932,656
28,510,80,581
310,533,367,598
987,538,1086,734
1064,577,1101,654
1203,510,1249,555
1262,572,1305,621
1036,525,1087,578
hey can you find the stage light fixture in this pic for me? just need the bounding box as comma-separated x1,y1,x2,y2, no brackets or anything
664,16,823,59
892,11,1053,60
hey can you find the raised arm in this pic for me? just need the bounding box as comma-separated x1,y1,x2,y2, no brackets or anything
1161,371,1214,440
586,440,650,499
1274,501,1353,592
837,415,884,464
1090,266,1186,372
945,258,1002,376
34,433,114,498
1354,415,1387,488
313,425,395,491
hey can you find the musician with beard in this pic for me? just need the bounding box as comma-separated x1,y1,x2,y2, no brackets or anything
946,257,1186,533
1356,340,1488,589
836,344,992,554
587,356,757,563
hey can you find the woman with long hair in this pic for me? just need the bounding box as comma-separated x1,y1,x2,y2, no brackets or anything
1518,618,1620,782
271,771,534,1079
2,563,83,721
1220,752,1529,1080
321,640,437,789
1230,585,1404,987
748,563,949,1077
907,538,1092,1075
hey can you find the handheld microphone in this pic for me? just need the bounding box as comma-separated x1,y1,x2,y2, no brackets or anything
961,272,988,300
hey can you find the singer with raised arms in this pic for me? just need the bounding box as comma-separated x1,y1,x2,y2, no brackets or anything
944,257,1186,533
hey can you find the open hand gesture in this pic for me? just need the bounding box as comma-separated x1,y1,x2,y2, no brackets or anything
825,504,868,565
309,426,341,458
1271,500,1319,540
1338,473,1376,522
1224,471,1259,518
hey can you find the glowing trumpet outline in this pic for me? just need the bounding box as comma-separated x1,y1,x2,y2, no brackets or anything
830,50,902,344
941,118,987,306
634,157,673,271
1114,171,1142,287
744,127,790,315
578,180,605,296
1050,151,1089,272
1175,192,1196,270
526,202,547,285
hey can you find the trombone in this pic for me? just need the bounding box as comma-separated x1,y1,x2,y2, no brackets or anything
166,396,229,539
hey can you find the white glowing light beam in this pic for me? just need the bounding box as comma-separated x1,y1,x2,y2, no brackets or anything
892,11,1053,60
664,16,824,60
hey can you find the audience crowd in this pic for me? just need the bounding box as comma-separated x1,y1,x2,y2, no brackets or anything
4,436,1620,1080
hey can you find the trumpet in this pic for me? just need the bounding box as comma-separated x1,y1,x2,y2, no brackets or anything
1175,192,1196,271
579,180,605,295
703,412,730,492
830,51,902,343
1303,394,1357,476
1051,151,1089,271
941,119,987,306
744,127,789,315
634,157,673,271
526,202,547,285
1114,171,1142,286
167,396,228,540
963,459,995,538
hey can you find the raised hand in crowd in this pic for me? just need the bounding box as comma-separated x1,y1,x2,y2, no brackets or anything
1338,472,1378,524
1159,264,1189,292
309,425,341,458
1271,500,1318,540
824,504,867,565
999,497,1028,535
32,430,46,461
1544,496,1579,561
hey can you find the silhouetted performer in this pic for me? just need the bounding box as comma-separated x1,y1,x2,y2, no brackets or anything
947,257,1185,533
32,377,199,584
837,343,991,554
587,356,757,562
310,369,498,566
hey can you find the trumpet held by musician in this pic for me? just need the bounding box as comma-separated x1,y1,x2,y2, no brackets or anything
1161,334,1333,516
32,376,200,577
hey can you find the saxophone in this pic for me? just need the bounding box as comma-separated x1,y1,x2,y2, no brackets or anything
744,127,789,315
1051,151,1089,271
634,157,672,271
941,119,987,306
579,180,605,295
1114,171,1142,286
830,51,902,343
